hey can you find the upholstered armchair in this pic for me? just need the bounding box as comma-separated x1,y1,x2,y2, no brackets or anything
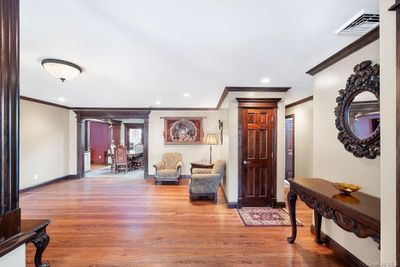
189,160,225,203
153,152,183,184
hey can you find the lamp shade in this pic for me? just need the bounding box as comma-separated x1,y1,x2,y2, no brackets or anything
41,58,82,82
204,133,219,145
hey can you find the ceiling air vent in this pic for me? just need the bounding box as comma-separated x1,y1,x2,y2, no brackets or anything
335,9,379,35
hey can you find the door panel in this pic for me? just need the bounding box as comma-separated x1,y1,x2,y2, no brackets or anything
241,108,275,207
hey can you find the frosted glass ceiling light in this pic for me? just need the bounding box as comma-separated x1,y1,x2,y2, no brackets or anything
41,59,82,82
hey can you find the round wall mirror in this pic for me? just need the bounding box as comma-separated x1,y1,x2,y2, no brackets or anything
334,60,380,159
346,91,380,140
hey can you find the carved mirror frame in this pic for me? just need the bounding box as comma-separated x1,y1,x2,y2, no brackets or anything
334,60,380,159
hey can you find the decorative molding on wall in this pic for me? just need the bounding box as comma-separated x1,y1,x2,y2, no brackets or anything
21,87,291,112
216,87,291,109
285,96,313,109
306,27,379,76
19,175,78,193
20,96,70,110
310,225,367,267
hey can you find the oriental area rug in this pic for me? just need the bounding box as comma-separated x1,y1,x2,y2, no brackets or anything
237,207,303,227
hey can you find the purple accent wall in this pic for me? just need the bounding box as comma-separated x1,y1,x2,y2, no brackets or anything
90,121,111,164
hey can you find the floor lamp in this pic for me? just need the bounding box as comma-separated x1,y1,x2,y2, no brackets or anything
204,133,219,164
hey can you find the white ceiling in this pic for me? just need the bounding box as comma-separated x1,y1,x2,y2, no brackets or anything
20,0,378,107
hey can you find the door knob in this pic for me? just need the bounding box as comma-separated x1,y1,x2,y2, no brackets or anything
243,160,249,165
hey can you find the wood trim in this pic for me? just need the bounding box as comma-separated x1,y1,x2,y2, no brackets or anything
285,96,313,109
20,95,70,110
306,27,379,76
272,202,286,208
0,0,22,244
237,98,281,108
391,3,400,265
310,225,367,267
21,87,290,111
227,202,238,209
285,114,295,181
19,175,78,193
217,87,290,109
389,0,400,11
73,107,216,111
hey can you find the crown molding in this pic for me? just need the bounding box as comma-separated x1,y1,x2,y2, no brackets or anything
285,96,313,109
306,27,379,76
216,86,291,109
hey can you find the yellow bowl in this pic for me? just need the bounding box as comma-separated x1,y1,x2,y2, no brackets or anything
332,182,361,195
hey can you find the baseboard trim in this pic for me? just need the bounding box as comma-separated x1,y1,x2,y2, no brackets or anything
272,201,286,208
310,225,367,267
20,175,78,193
145,175,190,179
227,202,238,209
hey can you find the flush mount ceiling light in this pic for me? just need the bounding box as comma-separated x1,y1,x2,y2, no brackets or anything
41,58,82,82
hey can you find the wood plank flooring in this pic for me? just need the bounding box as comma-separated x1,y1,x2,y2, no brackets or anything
20,177,346,266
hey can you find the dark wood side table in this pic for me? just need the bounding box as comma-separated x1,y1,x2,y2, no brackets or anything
22,219,51,267
286,178,380,246
190,162,214,174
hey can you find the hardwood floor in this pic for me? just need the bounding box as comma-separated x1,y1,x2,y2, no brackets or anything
20,177,346,266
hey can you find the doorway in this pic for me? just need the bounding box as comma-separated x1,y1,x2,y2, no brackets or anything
285,115,295,180
238,98,279,207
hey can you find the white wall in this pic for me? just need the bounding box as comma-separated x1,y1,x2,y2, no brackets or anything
380,0,397,264
220,91,287,204
0,245,25,267
20,100,74,189
313,40,380,264
148,110,220,176
285,100,313,178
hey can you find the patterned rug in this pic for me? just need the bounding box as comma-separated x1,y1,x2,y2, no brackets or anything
237,207,303,227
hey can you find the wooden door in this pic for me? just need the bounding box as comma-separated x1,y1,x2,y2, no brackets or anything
285,115,295,179
241,108,276,207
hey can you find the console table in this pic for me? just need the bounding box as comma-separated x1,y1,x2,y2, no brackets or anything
190,162,214,174
22,219,50,267
0,219,50,267
286,178,380,246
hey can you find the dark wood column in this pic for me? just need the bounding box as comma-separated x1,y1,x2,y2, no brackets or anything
76,115,85,178
143,118,149,177
0,0,21,242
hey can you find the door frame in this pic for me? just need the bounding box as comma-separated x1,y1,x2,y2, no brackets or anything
237,98,280,208
74,110,151,178
285,114,295,180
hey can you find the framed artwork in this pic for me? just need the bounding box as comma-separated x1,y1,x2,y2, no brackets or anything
163,117,204,145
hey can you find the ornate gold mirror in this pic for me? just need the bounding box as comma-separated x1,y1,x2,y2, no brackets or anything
334,60,380,159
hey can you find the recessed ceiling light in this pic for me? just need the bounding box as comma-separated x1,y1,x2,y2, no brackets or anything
57,97,66,102
261,77,271,84
155,100,161,105
183,92,190,97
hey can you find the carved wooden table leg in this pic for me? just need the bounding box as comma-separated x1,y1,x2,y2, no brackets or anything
314,210,324,244
287,190,298,243
32,229,50,267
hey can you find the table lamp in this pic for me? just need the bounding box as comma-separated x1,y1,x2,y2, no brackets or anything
204,133,219,164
